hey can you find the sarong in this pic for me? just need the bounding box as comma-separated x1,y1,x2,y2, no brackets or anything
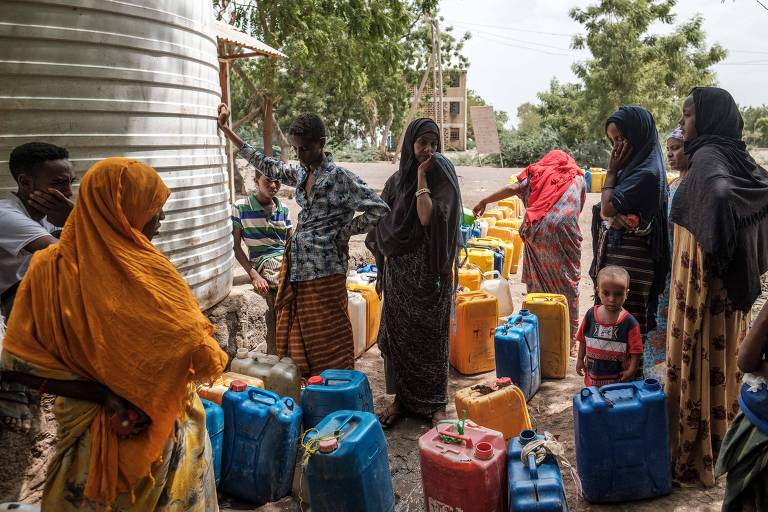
274,240,353,376
715,411,768,511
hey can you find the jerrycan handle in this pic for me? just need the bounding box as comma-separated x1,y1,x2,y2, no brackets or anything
248,388,278,406
527,453,539,481
437,425,473,448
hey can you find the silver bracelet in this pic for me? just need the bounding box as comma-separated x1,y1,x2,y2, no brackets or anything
415,187,431,197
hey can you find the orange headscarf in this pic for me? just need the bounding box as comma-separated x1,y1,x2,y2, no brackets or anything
3,158,227,503
516,150,584,225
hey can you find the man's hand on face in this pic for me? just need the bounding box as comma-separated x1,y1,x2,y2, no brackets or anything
29,188,74,227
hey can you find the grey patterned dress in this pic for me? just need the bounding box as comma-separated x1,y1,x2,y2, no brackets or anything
378,242,453,417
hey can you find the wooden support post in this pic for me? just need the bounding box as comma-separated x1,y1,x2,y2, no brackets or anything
394,51,434,163
434,19,445,151
218,50,236,203
263,95,273,157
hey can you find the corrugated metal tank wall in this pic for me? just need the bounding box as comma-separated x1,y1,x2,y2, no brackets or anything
0,0,233,309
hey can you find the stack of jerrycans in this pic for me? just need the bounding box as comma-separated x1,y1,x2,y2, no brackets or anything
495,310,541,401
573,379,671,503
522,293,570,379
508,429,569,511
231,349,301,401
301,369,374,430
450,290,498,375
221,382,302,505
454,377,531,441
304,411,395,512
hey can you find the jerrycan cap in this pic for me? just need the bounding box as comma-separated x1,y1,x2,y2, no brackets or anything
318,438,338,453
496,377,512,388
474,442,494,460
519,309,530,316
229,379,247,392
307,376,324,386
235,347,249,359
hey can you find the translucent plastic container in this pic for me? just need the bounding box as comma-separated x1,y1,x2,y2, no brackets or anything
232,350,301,401
347,291,367,358
197,371,265,404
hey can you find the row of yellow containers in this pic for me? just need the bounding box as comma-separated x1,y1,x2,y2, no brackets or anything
449,290,570,379
460,234,524,282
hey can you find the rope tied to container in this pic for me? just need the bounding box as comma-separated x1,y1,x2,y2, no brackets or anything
436,411,468,444
520,431,583,497
297,427,347,511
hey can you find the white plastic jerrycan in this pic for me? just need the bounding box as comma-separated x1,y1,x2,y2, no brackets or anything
476,218,489,238
348,291,368,358
480,270,514,317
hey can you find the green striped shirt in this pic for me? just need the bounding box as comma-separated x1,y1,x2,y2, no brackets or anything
231,195,291,268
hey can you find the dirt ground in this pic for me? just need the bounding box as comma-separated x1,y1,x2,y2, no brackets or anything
266,162,726,512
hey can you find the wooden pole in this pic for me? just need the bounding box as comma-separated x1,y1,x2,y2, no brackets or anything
218,44,236,203
394,51,435,163
434,19,445,151
263,95,273,157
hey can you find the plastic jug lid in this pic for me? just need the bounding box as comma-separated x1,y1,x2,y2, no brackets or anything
318,438,338,453
474,442,494,460
496,377,512,387
229,380,247,392
307,376,324,385
235,347,249,359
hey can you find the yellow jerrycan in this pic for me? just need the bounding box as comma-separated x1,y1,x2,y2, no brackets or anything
497,218,522,230
457,264,483,291
465,247,495,274
347,283,382,350
197,372,265,404
522,293,570,379
454,377,532,440
449,290,499,375
499,196,525,218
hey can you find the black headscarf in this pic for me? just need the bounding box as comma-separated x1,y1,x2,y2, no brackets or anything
671,87,768,311
366,118,462,283
590,106,671,297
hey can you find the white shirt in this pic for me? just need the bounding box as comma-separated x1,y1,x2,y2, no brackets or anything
0,194,56,295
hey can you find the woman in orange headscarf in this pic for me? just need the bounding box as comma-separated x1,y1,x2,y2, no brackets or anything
474,150,586,352
0,158,227,510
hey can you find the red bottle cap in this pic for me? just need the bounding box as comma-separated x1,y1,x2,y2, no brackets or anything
307,376,324,386
496,377,512,387
474,441,494,461
318,438,338,453
229,379,247,392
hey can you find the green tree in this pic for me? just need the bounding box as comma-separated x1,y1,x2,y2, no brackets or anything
538,0,726,145
516,102,542,135
742,105,768,147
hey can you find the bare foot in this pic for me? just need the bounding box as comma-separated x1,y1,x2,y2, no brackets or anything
377,399,405,429
0,389,32,434
431,407,449,428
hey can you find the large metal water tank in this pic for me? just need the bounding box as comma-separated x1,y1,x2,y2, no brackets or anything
0,0,233,309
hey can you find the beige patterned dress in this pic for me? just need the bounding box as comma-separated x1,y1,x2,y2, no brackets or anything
666,225,748,486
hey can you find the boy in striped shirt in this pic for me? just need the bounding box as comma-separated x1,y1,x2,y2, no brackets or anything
576,265,642,387
232,173,292,294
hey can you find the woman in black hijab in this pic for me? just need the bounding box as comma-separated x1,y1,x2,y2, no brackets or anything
666,87,768,487
591,106,670,343
366,118,462,428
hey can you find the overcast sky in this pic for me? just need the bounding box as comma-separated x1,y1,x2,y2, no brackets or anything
438,0,768,127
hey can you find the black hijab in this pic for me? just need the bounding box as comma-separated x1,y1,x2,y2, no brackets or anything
671,87,768,311
591,106,670,296
366,118,462,282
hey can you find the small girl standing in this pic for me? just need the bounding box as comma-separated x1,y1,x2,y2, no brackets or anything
576,265,643,387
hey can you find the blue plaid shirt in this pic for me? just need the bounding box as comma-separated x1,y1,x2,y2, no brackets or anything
239,143,389,282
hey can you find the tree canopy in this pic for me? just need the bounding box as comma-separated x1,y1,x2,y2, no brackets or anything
538,0,726,146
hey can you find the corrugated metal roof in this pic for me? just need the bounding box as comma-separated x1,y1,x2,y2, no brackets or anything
213,20,286,59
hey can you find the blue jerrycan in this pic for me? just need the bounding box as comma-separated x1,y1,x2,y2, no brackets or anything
201,398,224,487
495,310,541,401
573,378,672,503
301,369,374,430
304,410,395,512
508,429,569,511
221,383,302,505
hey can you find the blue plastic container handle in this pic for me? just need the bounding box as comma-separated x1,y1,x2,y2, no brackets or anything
248,388,278,405
284,397,296,411
527,453,539,481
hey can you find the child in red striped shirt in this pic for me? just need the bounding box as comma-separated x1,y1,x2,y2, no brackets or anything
576,265,643,387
